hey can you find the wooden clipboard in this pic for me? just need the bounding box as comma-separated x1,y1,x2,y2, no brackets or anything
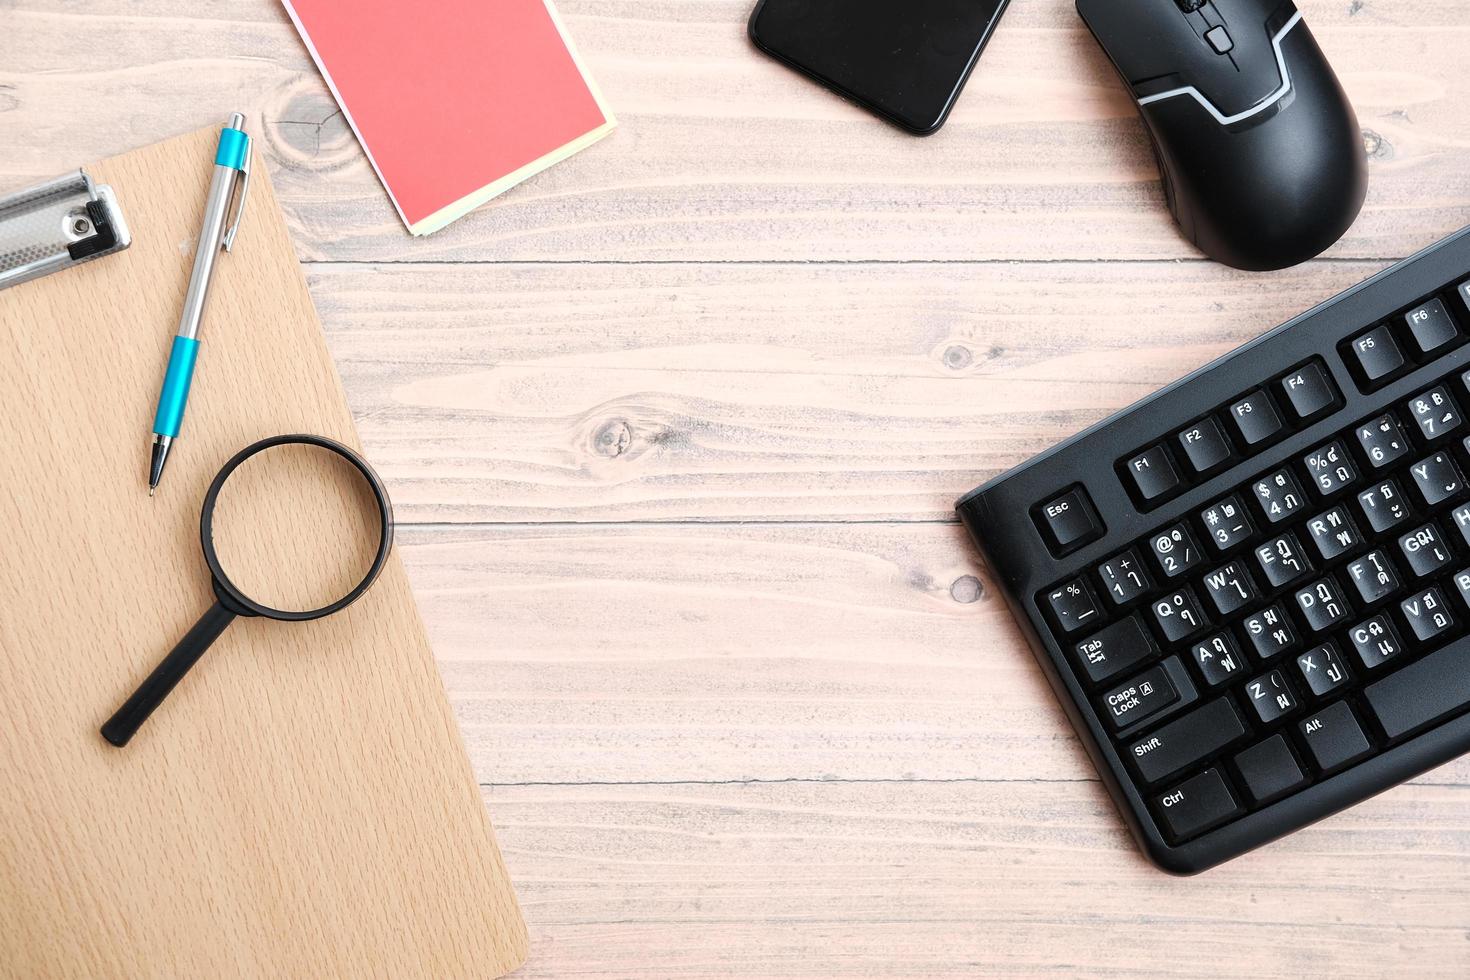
0,127,528,977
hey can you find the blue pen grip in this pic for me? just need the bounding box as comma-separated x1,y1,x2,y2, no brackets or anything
152,336,200,438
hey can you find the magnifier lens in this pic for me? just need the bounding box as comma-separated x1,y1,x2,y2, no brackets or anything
209,442,384,615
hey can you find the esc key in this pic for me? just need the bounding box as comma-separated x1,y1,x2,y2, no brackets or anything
1035,486,1104,557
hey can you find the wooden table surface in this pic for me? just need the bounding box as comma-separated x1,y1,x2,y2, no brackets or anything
8,1,1470,976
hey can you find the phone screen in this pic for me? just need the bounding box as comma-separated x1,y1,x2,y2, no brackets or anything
749,0,1012,135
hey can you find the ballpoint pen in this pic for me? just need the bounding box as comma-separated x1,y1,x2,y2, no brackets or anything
148,112,252,494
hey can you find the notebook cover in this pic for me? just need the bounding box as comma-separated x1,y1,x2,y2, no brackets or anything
282,0,616,235
0,126,529,976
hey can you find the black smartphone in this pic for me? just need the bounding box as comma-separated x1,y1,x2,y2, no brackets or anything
748,0,1013,136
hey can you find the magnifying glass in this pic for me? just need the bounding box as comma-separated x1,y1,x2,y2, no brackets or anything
102,434,394,747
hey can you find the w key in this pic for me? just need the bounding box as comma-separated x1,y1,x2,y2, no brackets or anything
1202,561,1257,616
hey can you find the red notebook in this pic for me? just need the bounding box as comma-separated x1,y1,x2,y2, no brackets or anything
283,0,616,236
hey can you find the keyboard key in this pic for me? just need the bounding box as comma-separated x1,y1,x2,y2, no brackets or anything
1297,642,1351,698
1365,639,1470,741
1253,468,1306,524
1190,632,1247,688
1200,494,1253,552
1100,662,1179,732
1355,412,1410,469
1279,361,1339,421
1404,298,1460,355
1408,386,1462,441
1152,588,1208,643
1305,506,1359,561
1401,586,1454,643
1243,605,1297,661
1045,578,1101,635
1347,614,1403,671
1452,504,1470,548
1409,451,1465,507
1454,569,1470,612
1345,550,1399,605
1255,532,1311,588
1035,486,1104,555
1460,280,1470,317
1303,441,1357,496
1096,548,1152,606
1295,577,1349,633
1300,702,1374,774
1128,697,1247,785
1202,561,1256,617
1155,768,1242,842
1398,522,1453,579
1125,446,1181,504
1176,417,1233,475
1149,522,1203,579
1348,324,1404,383
1073,614,1157,685
1358,479,1411,534
1229,390,1283,447
1234,735,1308,805
1245,669,1298,724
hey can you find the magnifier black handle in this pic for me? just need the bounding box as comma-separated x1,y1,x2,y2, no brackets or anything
101,601,237,747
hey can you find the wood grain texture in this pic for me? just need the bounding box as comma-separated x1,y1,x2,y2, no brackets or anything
314,259,1389,522
7,0,1470,975
3,1,1470,263
0,130,526,978
393,521,1470,976
485,782,1470,979
400,523,1470,786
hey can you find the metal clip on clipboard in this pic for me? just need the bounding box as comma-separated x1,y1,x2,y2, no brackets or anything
0,169,132,290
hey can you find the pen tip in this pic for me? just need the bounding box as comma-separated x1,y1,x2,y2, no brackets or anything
149,487,154,498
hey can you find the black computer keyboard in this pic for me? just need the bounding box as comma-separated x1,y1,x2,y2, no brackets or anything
957,227,1470,873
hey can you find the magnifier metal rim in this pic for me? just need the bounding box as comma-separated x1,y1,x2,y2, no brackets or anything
199,433,395,622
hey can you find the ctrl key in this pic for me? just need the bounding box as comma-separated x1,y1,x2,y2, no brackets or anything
1155,768,1242,843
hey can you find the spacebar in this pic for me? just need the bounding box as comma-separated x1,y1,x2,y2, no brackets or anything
1365,641,1470,741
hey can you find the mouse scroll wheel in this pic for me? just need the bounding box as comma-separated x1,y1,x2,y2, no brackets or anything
1175,0,1207,11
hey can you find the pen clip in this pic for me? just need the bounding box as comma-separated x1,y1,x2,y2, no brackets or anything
221,136,252,253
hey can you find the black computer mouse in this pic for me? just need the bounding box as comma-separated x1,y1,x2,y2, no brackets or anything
1076,0,1367,271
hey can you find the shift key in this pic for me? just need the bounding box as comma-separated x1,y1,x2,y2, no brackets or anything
1128,697,1247,785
